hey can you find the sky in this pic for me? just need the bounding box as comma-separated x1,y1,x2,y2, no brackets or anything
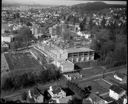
2,0,127,6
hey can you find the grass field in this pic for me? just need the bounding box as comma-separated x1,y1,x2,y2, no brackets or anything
79,66,104,78
78,79,111,95
4,52,41,71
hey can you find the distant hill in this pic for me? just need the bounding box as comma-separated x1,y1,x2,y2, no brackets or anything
2,3,57,8
71,2,126,13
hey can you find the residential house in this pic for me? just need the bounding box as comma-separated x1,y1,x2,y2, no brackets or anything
48,86,66,99
47,86,73,103
34,33,43,39
27,88,44,103
1,42,9,48
114,72,127,83
82,98,92,104
109,85,126,100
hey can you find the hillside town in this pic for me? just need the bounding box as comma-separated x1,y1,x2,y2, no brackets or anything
1,1,127,104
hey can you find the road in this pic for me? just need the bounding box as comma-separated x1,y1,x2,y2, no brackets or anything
78,70,115,82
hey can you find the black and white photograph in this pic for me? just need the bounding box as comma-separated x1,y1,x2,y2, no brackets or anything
1,0,127,103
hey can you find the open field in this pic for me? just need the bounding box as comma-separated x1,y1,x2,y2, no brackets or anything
78,78,111,95
1,52,44,78
79,66,105,78
4,52,40,70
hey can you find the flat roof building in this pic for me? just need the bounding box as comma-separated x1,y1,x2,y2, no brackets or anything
33,42,95,73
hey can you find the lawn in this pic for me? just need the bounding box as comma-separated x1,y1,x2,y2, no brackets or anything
4,52,41,71
78,79,110,95
79,66,105,78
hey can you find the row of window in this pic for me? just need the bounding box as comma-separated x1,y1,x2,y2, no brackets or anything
68,56,94,63
68,52,94,57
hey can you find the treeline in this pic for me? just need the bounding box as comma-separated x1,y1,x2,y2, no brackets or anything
1,64,62,91
71,2,126,14
90,18,127,68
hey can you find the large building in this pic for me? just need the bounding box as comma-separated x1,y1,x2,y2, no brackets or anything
35,42,94,63
66,47,94,63
32,42,94,73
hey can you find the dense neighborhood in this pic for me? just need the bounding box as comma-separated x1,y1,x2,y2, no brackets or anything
1,1,127,104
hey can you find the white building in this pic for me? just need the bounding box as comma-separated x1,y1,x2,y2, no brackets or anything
123,96,127,104
28,89,44,103
48,86,72,103
114,72,127,83
34,33,43,39
1,36,11,43
48,86,66,99
109,85,126,100
1,34,15,43
52,60,74,73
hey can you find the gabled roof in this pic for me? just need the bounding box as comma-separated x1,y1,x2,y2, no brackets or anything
109,85,125,94
115,72,126,79
52,86,62,94
30,88,42,98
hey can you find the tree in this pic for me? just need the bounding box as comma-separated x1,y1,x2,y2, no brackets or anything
13,75,22,89
2,77,14,90
17,27,33,44
26,22,32,27
21,92,28,101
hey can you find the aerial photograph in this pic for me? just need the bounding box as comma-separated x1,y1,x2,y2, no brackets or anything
1,0,127,103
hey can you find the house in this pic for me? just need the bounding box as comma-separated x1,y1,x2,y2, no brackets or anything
123,95,127,104
48,86,73,103
34,33,43,39
49,96,72,103
109,85,126,100
56,96,72,103
1,42,9,48
1,36,11,43
52,60,74,73
114,72,127,83
27,88,44,103
48,86,66,99
64,74,72,81
82,98,92,104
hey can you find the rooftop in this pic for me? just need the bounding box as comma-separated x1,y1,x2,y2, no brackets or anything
52,86,62,94
57,60,74,66
58,96,72,103
109,85,125,94
65,47,94,53
115,72,126,79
